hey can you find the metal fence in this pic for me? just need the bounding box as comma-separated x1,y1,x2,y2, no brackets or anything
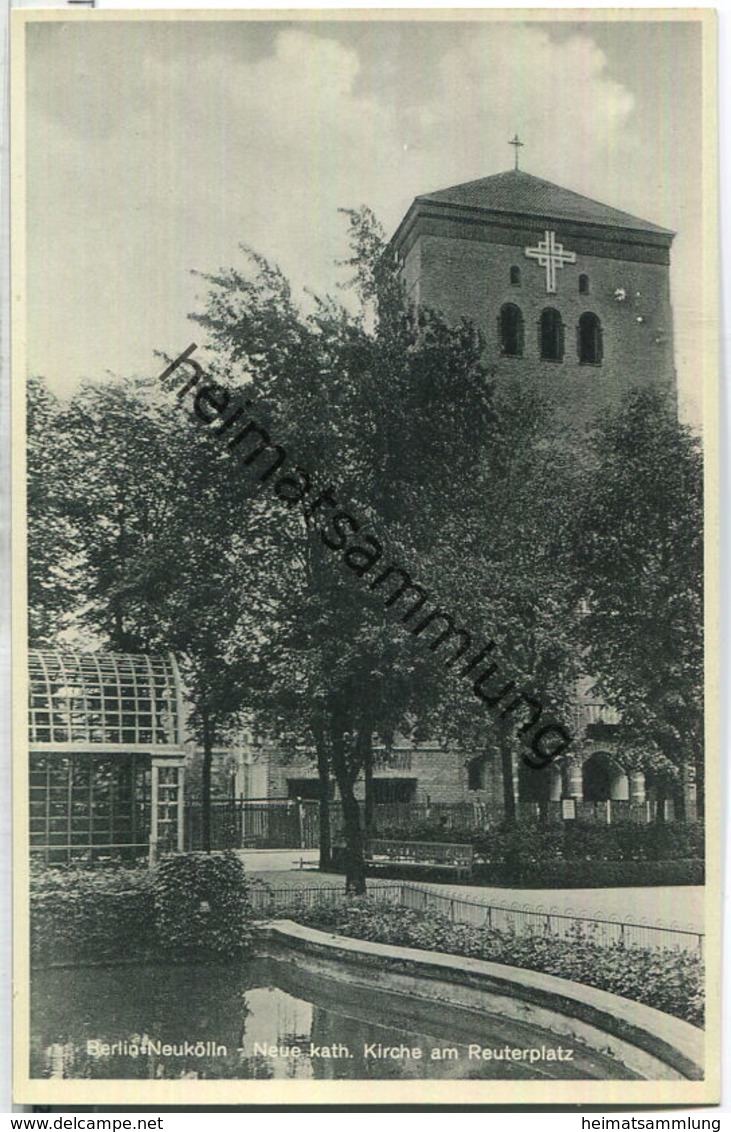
186,797,683,852
331,802,491,836
398,883,704,954
186,800,320,851
249,881,403,915
250,880,704,954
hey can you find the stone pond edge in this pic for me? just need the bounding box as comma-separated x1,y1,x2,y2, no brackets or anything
258,919,704,1082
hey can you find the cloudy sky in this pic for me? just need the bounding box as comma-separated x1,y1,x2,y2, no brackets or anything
24,14,709,425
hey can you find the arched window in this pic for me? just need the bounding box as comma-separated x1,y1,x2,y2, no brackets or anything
578,312,603,365
510,265,521,286
539,308,564,362
579,273,590,294
499,303,524,357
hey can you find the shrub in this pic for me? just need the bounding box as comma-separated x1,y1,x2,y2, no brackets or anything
152,851,255,959
30,863,155,964
292,898,703,1026
31,852,257,964
374,821,479,844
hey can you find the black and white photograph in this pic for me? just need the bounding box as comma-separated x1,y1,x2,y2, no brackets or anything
12,8,719,1107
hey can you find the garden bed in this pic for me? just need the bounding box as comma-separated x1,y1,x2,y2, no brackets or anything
285,898,704,1026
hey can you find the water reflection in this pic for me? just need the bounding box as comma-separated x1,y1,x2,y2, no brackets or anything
30,960,636,1080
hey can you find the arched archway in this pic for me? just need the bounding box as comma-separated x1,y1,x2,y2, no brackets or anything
582,751,628,802
518,759,551,803
467,754,487,792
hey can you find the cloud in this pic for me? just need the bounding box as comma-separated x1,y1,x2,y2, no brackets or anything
395,26,637,203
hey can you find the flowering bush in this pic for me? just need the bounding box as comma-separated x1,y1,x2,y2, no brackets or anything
292,898,704,1026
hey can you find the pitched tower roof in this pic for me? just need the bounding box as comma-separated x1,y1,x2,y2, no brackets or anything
416,169,673,235
390,169,674,259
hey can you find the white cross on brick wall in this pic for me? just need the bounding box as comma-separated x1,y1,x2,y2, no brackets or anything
525,230,576,293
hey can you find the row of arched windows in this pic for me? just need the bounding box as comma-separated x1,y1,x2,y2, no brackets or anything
499,304,603,365
510,266,590,294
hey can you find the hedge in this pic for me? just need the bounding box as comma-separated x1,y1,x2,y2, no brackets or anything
349,820,704,887
372,820,705,863
30,852,255,965
293,898,704,1026
473,858,704,888
30,864,156,965
333,852,703,888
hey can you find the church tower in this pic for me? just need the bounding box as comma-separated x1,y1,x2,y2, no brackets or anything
390,164,676,427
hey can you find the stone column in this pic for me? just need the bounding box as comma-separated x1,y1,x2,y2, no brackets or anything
549,764,562,801
629,770,646,804
609,767,630,800
682,765,698,823
564,760,583,799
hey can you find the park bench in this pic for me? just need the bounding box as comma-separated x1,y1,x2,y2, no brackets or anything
364,838,474,880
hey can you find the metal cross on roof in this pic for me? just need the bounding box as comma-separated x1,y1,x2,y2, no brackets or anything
509,134,524,171
524,229,576,293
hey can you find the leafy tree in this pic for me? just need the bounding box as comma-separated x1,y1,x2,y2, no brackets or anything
186,209,505,889
186,207,583,881
574,387,704,813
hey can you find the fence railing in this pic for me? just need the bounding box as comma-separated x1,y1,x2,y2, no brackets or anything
398,883,704,954
186,797,684,852
251,880,704,954
185,800,320,851
249,881,404,914
329,801,492,838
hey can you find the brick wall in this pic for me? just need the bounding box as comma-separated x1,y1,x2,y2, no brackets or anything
257,742,506,815
402,220,675,430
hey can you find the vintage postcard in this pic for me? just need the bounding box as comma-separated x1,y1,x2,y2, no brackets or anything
11,8,720,1108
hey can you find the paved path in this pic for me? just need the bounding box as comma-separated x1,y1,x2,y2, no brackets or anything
238,851,704,935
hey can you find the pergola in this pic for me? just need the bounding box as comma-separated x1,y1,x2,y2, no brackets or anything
28,649,187,863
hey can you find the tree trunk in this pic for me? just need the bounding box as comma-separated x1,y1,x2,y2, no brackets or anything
500,737,517,825
314,727,332,872
330,733,366,895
